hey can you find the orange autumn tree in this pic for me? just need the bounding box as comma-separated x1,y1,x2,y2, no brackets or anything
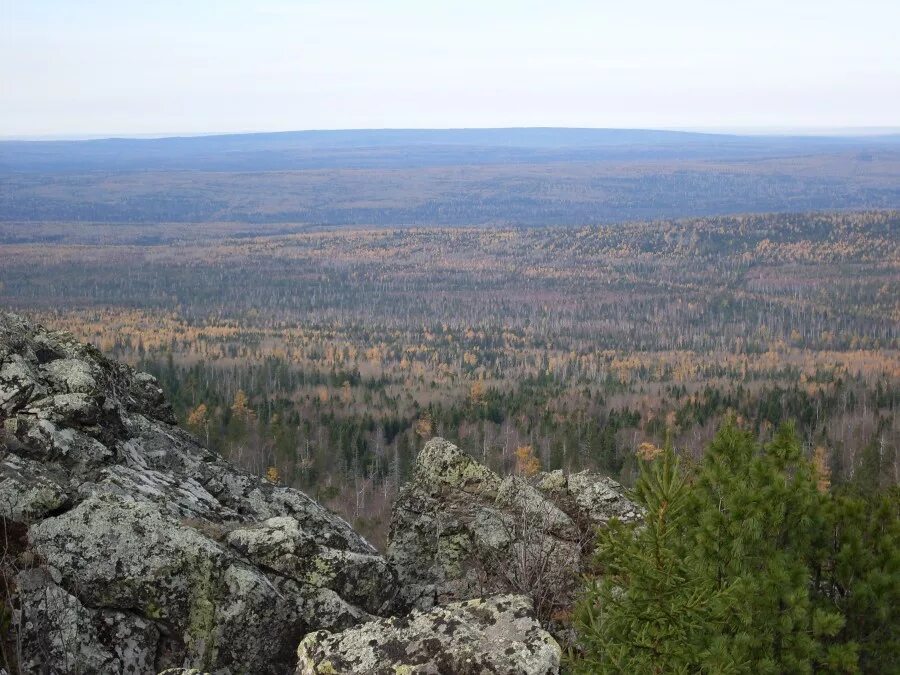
231,389,254,420
187,402,210,445
414,411,434,438
265,466,281,484
812,446,831,493
187,402,208,430
469,379,486,405
637,441,663,461
515,444,541,477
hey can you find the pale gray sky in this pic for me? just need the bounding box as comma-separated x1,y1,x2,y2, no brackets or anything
2,0,899,138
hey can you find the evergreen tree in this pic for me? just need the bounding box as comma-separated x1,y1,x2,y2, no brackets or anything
572,445,722,673
823,488,900,672
686,422,847,672
572,421,893,674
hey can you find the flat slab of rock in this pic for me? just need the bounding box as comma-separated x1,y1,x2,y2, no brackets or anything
295,594,561,675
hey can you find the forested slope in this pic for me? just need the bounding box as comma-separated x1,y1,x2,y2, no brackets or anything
3,211,896,544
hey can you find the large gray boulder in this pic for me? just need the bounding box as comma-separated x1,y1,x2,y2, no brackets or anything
386,438,640,618
295,594,561,675
0,312,399,674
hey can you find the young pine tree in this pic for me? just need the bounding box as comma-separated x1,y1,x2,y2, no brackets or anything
687,422,848,673
572,446,724,673
572,421,868,673
822,488,900,672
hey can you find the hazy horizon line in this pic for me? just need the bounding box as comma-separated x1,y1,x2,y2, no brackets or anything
4,125,900,143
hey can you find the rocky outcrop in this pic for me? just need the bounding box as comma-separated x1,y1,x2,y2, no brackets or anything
0,312,398,674
289,439,634,673
386,438,640,615
296,594,561,675
0,313,637,674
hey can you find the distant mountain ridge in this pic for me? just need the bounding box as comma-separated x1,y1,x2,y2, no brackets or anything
3,127,900,173
2,128,899,226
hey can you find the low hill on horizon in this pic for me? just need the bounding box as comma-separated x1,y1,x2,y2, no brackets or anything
2,127,900,227
4,126,900,172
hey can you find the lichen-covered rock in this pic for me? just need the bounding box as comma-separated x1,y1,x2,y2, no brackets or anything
412,437,502,497
226,516,397,615
0,313,637,673
387,438,639,613
0,312,399,674
17,567,161,674
0,452,69,522
295,594,561,675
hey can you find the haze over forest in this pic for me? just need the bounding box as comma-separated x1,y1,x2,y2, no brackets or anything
3,128,900,229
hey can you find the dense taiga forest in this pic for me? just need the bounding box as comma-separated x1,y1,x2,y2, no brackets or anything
2,210,896,545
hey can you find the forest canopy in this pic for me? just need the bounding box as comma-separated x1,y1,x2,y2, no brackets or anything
1,211,897,544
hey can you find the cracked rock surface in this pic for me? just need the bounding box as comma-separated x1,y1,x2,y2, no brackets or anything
0,312,397,674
